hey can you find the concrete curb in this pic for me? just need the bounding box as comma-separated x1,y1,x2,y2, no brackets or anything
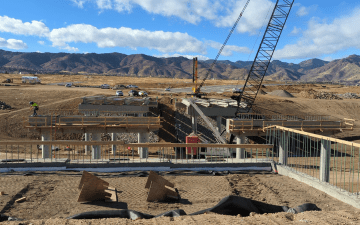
277,165,360,209
0,161,273,172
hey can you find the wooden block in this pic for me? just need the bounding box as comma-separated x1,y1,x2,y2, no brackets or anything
15,197,26,203
104,187,118,203
77,171,112,202
145,171,174,189
145,171,179,202
78,171,109,190
77,177,110,202
147,181,167,202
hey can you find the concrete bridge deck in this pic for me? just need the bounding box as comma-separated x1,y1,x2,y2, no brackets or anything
25,115,162,133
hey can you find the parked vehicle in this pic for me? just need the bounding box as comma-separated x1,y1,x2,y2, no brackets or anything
126,84,138,88
232,88,242,93
128,90,139,96
21,76,41,84
164,87,171,91
65,83,72,88
101,84,110,89
139,91,148,97
112,84,126,89
115,90,123,96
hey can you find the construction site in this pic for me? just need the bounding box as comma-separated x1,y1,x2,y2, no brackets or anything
1,1,360,224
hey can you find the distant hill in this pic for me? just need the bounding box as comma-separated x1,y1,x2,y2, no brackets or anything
1,49,360,83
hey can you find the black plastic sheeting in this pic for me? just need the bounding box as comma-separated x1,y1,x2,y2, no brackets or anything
66,195,321,220
0,214,23,222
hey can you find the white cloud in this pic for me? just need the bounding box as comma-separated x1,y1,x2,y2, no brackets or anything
215,0,274,34
154,53,210,61
110,0,221,24
48,24,206,53
274,8,360,60
78,0,274,34
96,0,112,10
206,41,250,56
290,26,302,35
0,37,27,49
71,0,89,8
0,16,50,36
38,41,45,45
322,56,333,62
296,5,317,17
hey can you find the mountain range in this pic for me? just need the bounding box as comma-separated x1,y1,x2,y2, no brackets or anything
1,49,360,83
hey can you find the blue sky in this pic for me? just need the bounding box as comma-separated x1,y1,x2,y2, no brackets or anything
0,0,359,63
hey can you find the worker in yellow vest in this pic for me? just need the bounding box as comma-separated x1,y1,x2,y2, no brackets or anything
29,101,39,116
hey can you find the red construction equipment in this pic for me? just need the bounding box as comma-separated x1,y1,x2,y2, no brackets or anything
186,135,200,155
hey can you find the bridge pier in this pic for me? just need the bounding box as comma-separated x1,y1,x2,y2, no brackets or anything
320,139,331,182
92,133,101,159
41,133,50,159
216,116,222,132
111,133,117,155
84,133,90,155
279,132,289,165
236,134,246,159
138,132,149,158
191,106,197,134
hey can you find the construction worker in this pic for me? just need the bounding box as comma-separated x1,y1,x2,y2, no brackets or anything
29,101,39,116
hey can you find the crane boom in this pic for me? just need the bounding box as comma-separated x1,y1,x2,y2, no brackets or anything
232,0,294,115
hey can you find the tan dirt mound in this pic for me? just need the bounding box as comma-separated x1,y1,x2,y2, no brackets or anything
268,90,294,98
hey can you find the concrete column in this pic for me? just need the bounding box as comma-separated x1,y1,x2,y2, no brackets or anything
138,113,143,154
279,132,288,165
111,133,117,155
320,139,331,182
216,116,222,132
138,132,149,158
191,107,197,134
92,133,101,159
236,134,246,159
84,133,90,155
41,133,50,159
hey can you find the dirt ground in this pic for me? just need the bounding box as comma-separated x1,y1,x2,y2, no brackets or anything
0,171,359,224
1,75,360,224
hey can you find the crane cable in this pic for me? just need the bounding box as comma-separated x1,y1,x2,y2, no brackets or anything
196,0,251,93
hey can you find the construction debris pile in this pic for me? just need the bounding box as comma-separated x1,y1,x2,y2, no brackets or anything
0,101,11,110
299,89,342,100
337,93,360,99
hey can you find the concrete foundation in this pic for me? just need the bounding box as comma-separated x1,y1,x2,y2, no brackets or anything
41,133,51,159
277,165,360,209
236,135,246,159
92,133,101,159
